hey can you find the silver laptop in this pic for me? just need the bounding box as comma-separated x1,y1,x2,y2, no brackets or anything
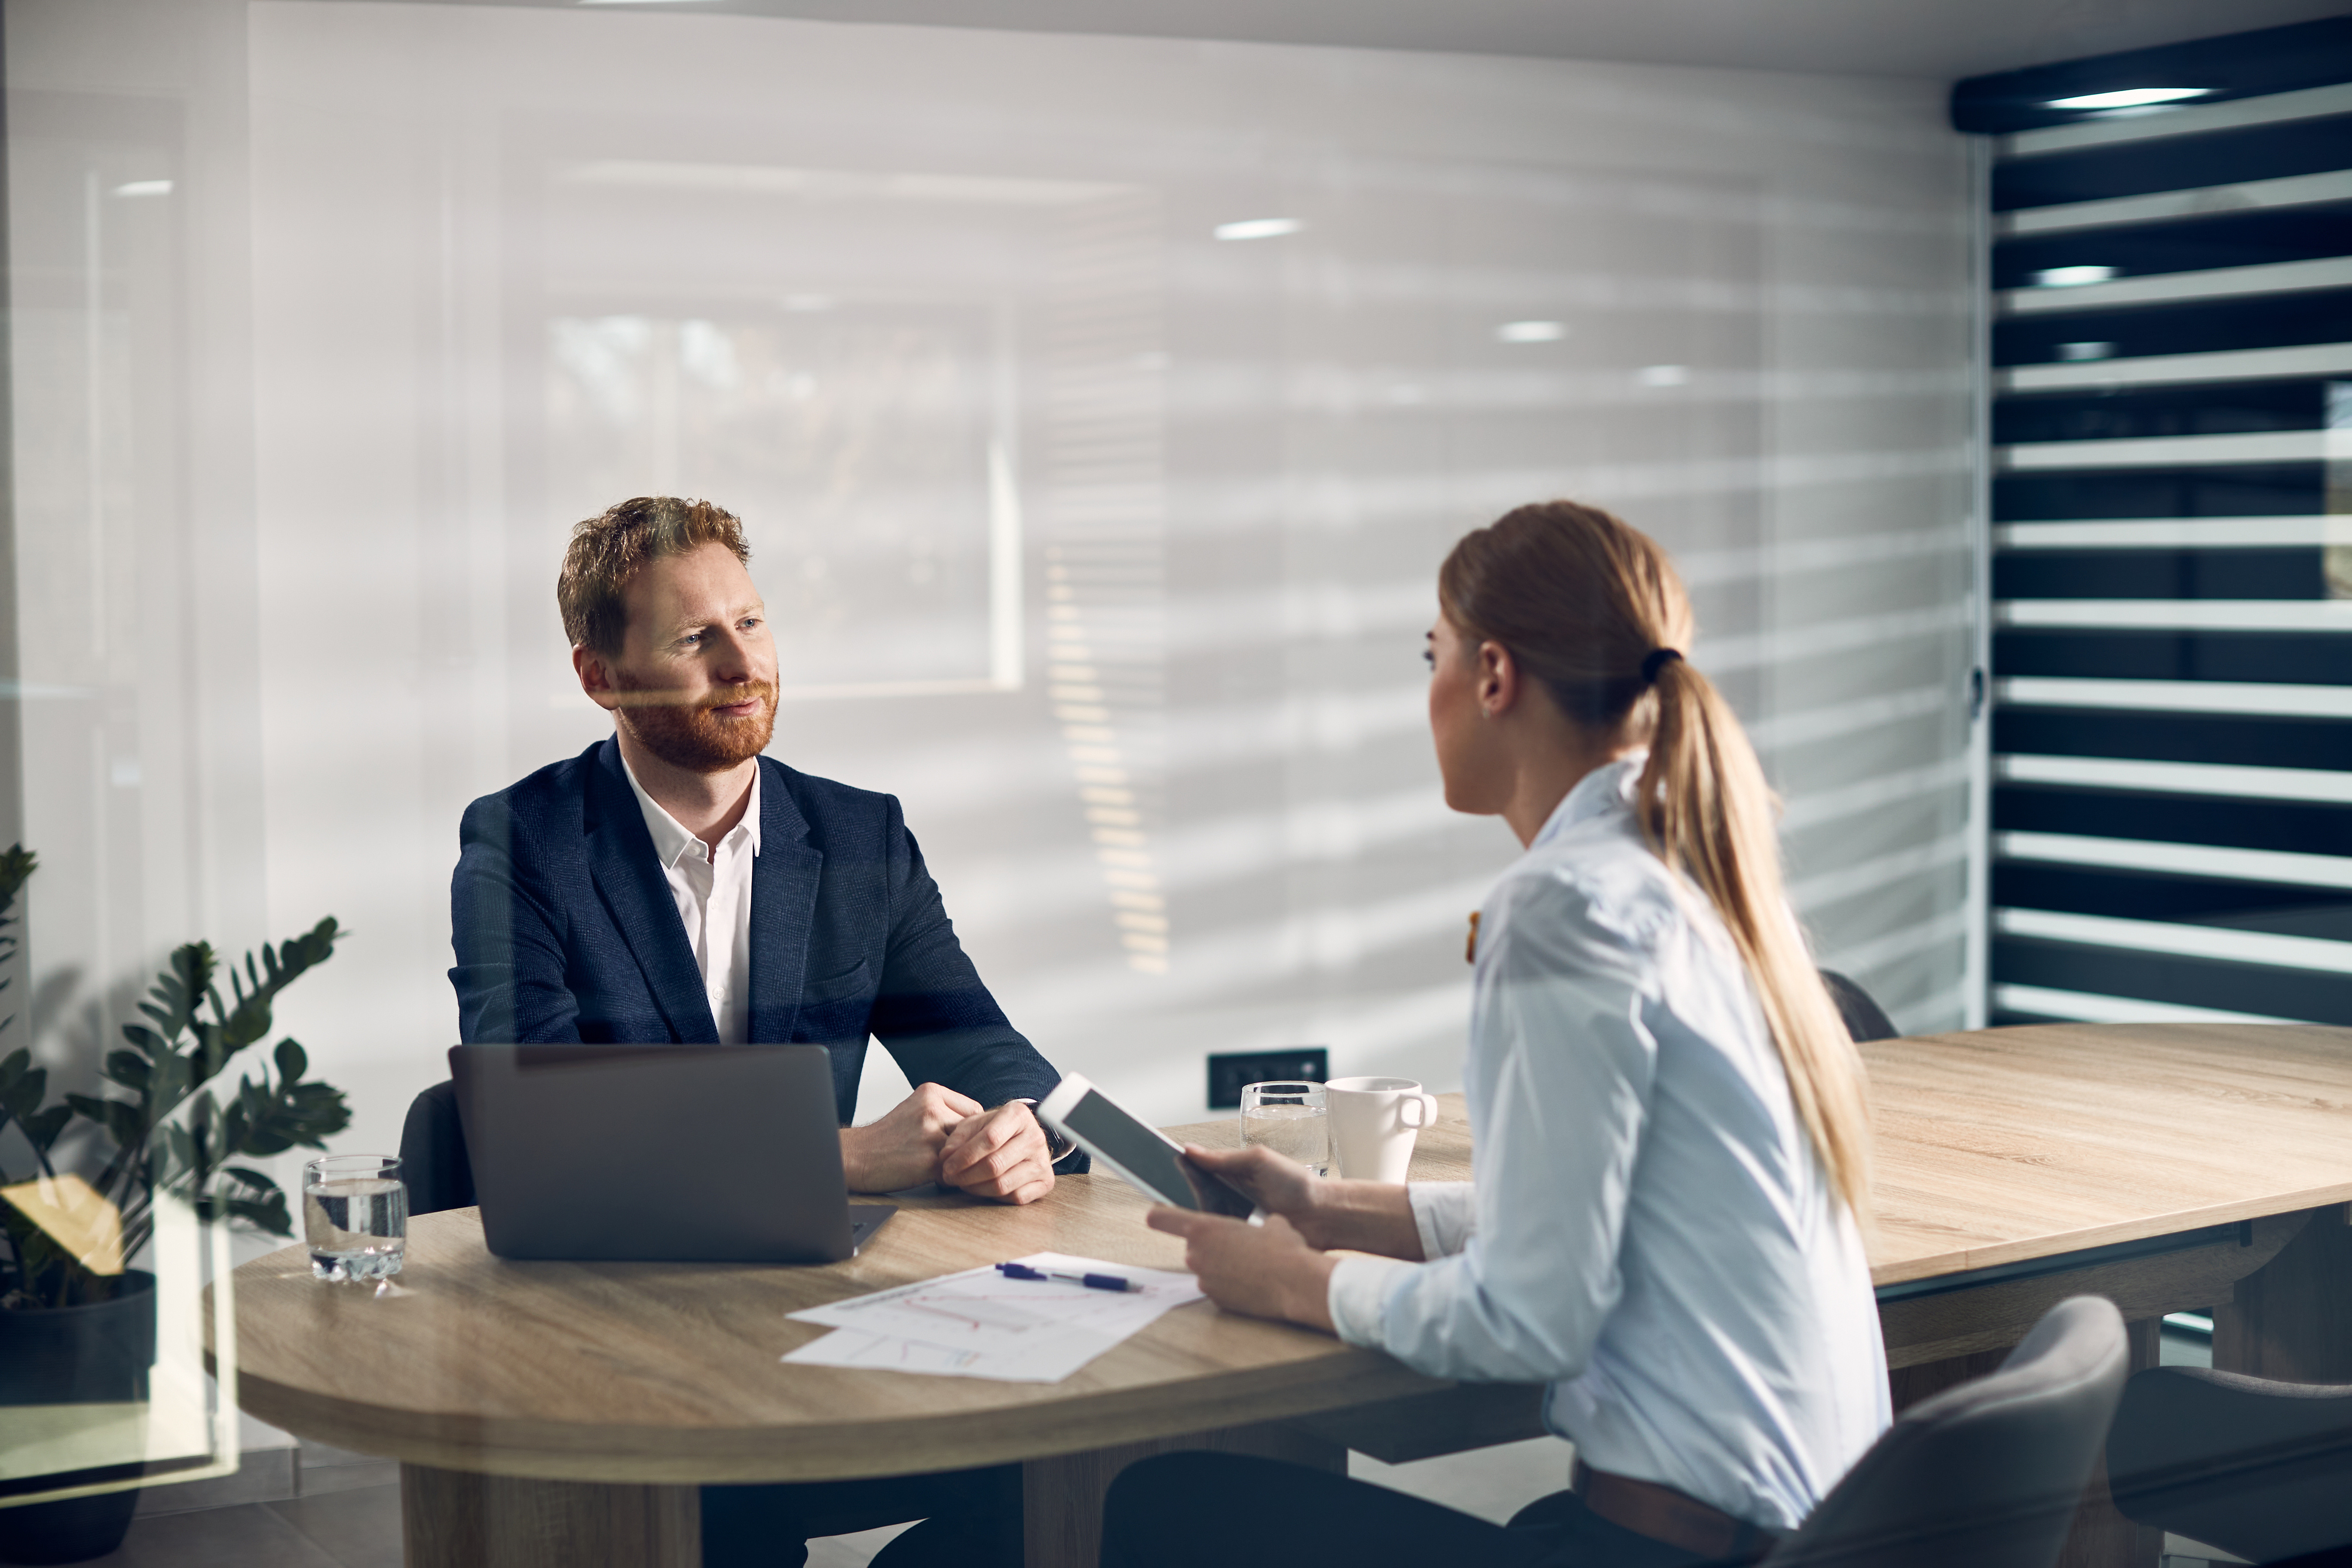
449,1044,895,1263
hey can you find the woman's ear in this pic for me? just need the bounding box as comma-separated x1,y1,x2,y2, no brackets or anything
1478,639,1517,717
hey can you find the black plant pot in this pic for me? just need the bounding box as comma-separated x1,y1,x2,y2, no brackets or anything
0,1493,140,1568
0,1271,159,1565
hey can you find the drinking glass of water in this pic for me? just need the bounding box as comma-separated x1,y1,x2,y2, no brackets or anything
304,1155,407,1283
1240,1081,1329,1177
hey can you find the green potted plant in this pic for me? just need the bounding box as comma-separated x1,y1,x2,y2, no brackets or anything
0,847,351,1564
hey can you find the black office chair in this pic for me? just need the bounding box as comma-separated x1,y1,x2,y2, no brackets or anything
1761,1295,2128,1568
398,1080,476,1215
2106,1366,2352,1565
1820,969,1898,1044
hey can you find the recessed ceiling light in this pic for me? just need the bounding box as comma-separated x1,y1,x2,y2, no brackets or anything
1214,217,1302,241
2031,265,2119,288
2044,87,2210,110
1495,320,1565,344
1637,364,1689,388
112,180,172,198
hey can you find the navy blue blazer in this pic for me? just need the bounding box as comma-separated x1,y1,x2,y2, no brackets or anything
449,738,1067,1130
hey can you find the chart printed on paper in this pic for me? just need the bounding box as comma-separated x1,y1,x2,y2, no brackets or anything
781,1253,1202,1381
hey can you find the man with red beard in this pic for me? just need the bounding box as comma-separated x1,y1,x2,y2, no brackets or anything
450,495,1075,1201
448,497,1066,1564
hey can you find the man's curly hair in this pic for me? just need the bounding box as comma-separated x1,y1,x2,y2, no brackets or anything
557,496,750,655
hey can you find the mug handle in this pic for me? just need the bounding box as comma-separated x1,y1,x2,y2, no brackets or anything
1400,1093,1437,1129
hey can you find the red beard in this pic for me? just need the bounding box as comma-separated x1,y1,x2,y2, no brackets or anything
615,680,778,774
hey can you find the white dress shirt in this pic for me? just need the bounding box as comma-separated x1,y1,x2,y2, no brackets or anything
1325,756,1889,1531
622,755,760,1045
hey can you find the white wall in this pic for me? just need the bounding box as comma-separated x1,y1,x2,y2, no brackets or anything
9,0,1976,1165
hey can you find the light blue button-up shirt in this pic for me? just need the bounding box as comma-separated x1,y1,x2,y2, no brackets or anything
1326,756,1889,1531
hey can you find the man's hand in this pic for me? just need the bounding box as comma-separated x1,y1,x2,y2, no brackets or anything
1146,1207,1337,1331
839,1082,982,1192
939,1102,1057,1206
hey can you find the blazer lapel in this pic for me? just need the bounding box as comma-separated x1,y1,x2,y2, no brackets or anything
584,738,718,1042
748,758,823,1043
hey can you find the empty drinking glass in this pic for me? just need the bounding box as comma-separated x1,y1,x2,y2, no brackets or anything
1239,1081,1329,1177
304,1155,407,1282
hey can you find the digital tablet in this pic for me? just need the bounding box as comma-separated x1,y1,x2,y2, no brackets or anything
1036,1074,1258,1219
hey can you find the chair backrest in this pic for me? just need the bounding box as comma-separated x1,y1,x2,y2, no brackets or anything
1763,1295,2128,1568
2107,1366,2352,1564
1819,970,1898,1044
398,1079,476,1215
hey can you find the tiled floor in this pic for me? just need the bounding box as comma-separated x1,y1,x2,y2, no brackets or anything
98,1483,920,1568
75,1487,395,1568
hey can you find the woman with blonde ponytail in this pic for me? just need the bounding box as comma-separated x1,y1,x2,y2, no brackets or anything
1108,502,1889,1568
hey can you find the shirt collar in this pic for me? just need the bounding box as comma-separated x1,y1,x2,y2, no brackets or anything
619,752,763,868
1531,750,1648,851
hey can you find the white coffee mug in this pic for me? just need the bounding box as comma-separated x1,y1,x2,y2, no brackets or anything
1326,1076,1441,1183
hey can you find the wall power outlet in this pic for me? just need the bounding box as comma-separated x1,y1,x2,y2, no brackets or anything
1206,1048,1332,1111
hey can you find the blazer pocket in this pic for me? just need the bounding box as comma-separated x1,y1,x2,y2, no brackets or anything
800,959,872,1000
793,959,875,1043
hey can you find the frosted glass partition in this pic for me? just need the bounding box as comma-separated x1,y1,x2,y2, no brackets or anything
0,1164,240,1507
8,0,1977,1135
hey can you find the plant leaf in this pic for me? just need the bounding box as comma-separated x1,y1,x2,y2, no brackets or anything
274,1038,307,1083
120,1023,169,1057
0,1061,45,1122
0,845,38,914
23,1104,70,1153
101,1050,151,1091
224,1191,293,1236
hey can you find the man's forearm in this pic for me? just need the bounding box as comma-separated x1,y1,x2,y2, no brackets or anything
838,1123,923,1193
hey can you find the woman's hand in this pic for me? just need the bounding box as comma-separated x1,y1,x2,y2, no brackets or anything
1183,1144,1426,1260
1147,1207,1338,1331
1181,1143,1319,1223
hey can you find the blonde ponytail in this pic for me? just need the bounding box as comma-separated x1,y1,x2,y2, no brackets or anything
1439,502,1873,1216
1639,656,1873,1216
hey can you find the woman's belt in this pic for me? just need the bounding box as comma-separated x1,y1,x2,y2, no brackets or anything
1572,1460,1785,1564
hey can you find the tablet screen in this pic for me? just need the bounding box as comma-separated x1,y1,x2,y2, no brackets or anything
1053,1089,1253,1216
1056,1088,1197,1207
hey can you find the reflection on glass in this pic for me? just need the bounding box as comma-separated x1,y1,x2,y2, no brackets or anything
545,305,1004,690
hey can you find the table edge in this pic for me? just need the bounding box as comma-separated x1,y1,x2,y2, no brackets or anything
229,1351,1455,1483
1868,1184,2352,1286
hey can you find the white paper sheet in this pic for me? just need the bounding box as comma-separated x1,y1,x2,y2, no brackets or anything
781,1253,1203,1382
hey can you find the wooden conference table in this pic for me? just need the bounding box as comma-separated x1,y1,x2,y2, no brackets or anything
226,1023,2352,1568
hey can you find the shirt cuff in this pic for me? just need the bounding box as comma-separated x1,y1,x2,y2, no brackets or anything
1407,1181,1476,1260
1326,1254,1414,1349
